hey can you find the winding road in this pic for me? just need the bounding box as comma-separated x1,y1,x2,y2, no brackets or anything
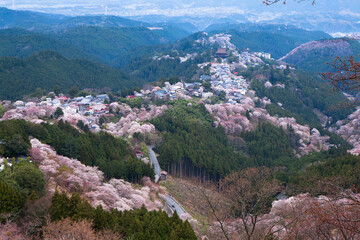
148,145,161,183
163,194,187,216
147,145,188,216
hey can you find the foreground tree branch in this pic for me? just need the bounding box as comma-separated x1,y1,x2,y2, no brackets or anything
321,56,360,92
263,0,315,5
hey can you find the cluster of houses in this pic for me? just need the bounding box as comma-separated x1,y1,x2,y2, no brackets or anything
13,94,110,117
209,33,237,50
128,81,213,101
210,62,249,104
254,52,272,60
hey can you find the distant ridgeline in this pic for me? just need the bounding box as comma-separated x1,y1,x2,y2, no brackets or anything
0,119,154,183
206,23,331,59
0,7,190,66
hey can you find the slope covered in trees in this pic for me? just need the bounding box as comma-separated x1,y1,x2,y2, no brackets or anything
241,122,295,167
0,51,141,101
280,38,360,72
206,23,331,44
152,101,247,181
122,32,215,81
0,28,99,61
0,120,154,183
207,24,330,59
250,68,353,127
0,7,145,31
53,26,190,65
288,152,360,195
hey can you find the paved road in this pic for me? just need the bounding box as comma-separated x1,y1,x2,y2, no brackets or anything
147,146,188,216
163,194,187,216
148,146,161,183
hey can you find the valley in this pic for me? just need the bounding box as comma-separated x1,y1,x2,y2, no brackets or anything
0,4,360,240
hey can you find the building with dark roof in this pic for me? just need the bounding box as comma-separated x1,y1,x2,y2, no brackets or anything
215,48,229,58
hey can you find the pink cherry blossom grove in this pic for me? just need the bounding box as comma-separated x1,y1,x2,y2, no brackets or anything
106,104,168,137
332,107,360,156
206,99,331,156
29,139,163,212
1,105,56,123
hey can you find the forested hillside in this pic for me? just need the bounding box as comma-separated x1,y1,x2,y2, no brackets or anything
280,38,360,72
206,24,331,59
48,192,196,239
249,67,353,126
0,28,99,61
52,26,189,65
152,101,247,180
0,51,141,100
0,7,145,31
0,119,154,183
206,23,331,44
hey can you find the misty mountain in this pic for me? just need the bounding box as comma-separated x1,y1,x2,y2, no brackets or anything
5,0,360,33
0,7,148,32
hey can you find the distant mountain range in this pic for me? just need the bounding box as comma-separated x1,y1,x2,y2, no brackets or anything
0,8,191,66
2,1,360,33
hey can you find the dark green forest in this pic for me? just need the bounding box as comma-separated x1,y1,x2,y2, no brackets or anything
152,101,247,181
0,159,45,215
251,68,353,127
241,122,295,167
280,39,360,73
0,51,140,101
52,26,189,65
0,28,99,61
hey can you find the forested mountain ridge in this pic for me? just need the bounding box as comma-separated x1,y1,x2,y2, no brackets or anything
0,28,99,61
0,7,146,31
0,51,141,100
206,23,331,43
279,38,360,72
0,26,190,66
205,24,331,59
52,26,190,65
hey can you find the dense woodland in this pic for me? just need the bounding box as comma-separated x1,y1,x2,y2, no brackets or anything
0,51,140,101
51,26,189,66
0,120,154,183
250,67,353,127
206,23,331,44
0,159,45,215
152,101,247,181
241,122,295,167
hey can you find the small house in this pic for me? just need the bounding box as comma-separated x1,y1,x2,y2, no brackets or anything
160,171,168,181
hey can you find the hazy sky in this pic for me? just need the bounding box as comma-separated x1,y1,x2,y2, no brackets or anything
1,0,359,16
